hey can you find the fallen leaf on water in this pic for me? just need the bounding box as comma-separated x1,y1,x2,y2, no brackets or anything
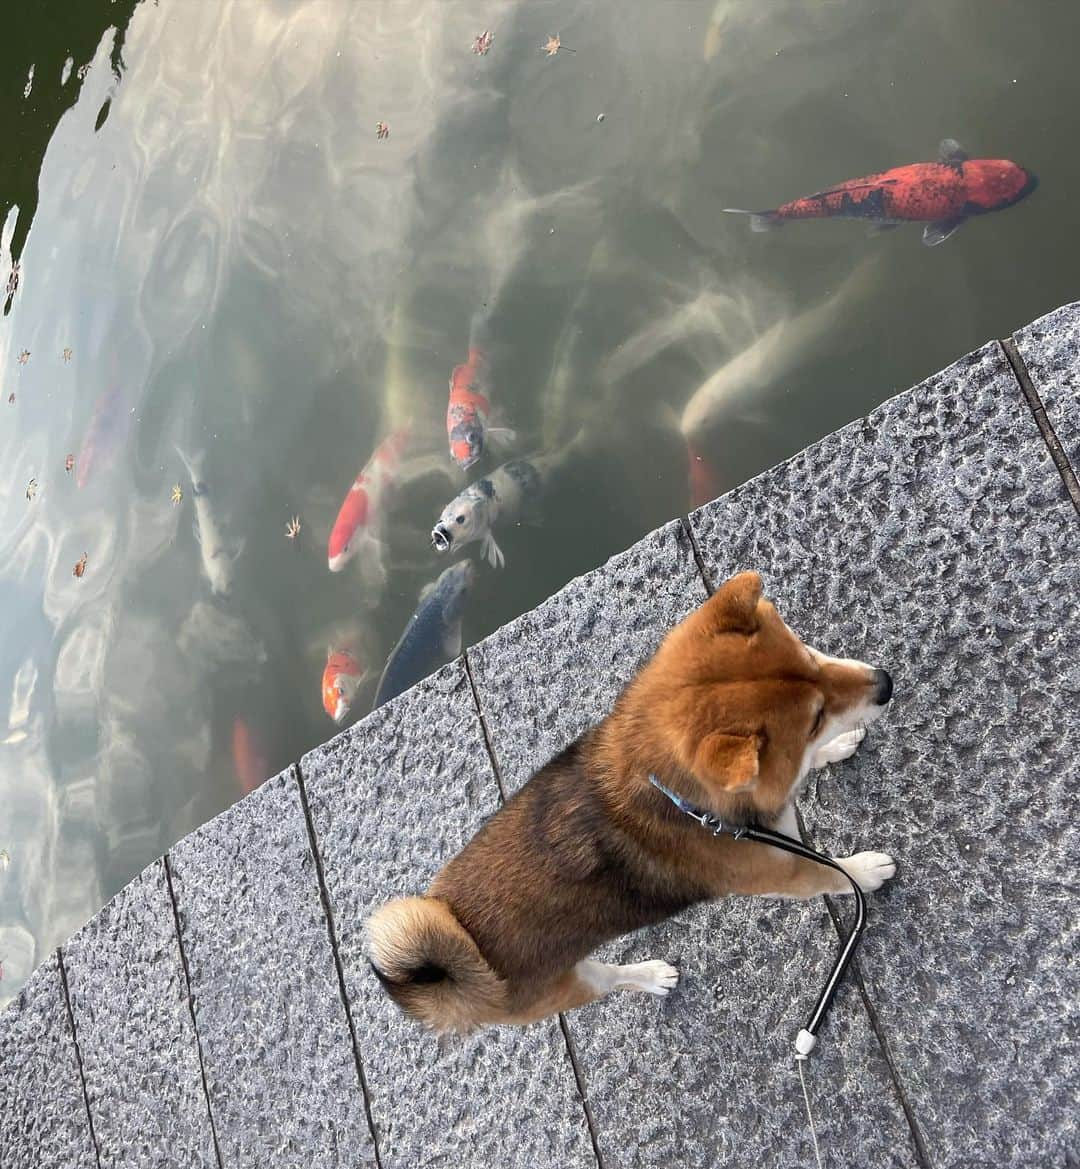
7,393,13,405
171,484,183,505
286,515,301,540
25,478,37,501
17,349,29,365
62,347,73,362
542,34,573,56
473,30,493,55
65,453,75,473
375,121,389,140
73,553,88,578
0,848,8,870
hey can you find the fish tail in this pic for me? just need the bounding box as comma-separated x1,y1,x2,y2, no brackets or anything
722,208,781,233
173,443,207,492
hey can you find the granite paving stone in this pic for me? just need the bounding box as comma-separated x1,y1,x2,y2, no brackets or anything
466,530,919,1165
1013,299,1080,475
168,768,376,1169
62,858,217,1169
691,340,1080,1168
467,518,707,793
301,660,597,1169
0,954,97,1169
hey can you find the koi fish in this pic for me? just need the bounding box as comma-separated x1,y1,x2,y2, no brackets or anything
725,139,1037,247
175,445,244,596
231,716,268,796
328,428,410,574
679,261,873,440
446,345,514,470
431,457,543,569
77,386,131,488
687,439,722,510
373,561,475,709
322,648,365,724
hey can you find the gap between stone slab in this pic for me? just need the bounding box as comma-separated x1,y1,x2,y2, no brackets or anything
682,514,714,593
460,651,607,1169
1000,336,1080,518
162,853,226,1169
799,803,935,1169
55,947,105,1169
294,762,386,1169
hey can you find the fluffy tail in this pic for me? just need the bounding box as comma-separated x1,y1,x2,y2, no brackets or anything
722,208,781,233
365,897,507,1034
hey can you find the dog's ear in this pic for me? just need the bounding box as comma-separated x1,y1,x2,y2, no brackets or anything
692,731,761,792
693,571,763,637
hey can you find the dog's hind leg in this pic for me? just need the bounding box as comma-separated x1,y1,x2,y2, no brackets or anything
502,959,680,1024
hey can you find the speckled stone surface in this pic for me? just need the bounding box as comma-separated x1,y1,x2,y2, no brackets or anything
301,660,596,1169
468,519,707,793
0,954,97,1169
691,341,1080,1169
1014,300,1080,473
168,768,376,1169
62,859,217,1169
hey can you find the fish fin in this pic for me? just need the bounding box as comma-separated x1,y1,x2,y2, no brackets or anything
173,443,207,490
486,427,516,451
922,217,965,247
722,209,780,232
937,138,968,164
442,621,463,659
866,221,901,237
481,531,505,569
231,537,246,562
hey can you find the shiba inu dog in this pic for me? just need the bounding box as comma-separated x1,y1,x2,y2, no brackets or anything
367,572,895,1033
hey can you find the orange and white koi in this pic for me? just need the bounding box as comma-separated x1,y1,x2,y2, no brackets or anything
328,428,410,573
446,346,514,470
322,648,365,723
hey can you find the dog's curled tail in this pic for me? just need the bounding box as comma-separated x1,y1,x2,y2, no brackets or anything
365,896,506,1034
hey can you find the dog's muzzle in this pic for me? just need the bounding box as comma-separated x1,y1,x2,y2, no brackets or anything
431,524,452,552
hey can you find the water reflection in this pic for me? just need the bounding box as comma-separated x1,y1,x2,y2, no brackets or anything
1,0,1073,1006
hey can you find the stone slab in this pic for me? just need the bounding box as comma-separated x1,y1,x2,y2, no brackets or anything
0,954,97,1169
168,768,376,1169
62,859,217,1169
1013,300,1080,475
691,340,1080,1168
301,660,596,1169
467,519,707,793
465,530,919,1164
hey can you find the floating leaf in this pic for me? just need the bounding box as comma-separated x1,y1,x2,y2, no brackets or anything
73,553,88,578
65,453,75,473
62,347,73,362
25,478,37,501
375,121,389,140
17,350,29,365
541,34,574,56
286,515,301,540
472,30,493,55
7,393,13,405
171,484,183,505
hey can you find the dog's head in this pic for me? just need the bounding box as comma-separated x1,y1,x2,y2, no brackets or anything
648,571,892,819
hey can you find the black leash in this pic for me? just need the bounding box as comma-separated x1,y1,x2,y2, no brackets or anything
648,774,867,1058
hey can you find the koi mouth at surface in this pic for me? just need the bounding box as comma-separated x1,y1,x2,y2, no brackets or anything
431,525,452,552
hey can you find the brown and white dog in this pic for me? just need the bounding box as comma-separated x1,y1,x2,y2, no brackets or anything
366,572,895,1033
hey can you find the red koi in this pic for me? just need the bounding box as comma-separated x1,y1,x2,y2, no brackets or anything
687,440,722,510
322,648,365,723
446,346,492,470
328,428,410,572
726,139,1036,247
231,716,269,796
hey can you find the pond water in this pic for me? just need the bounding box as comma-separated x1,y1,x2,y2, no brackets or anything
1,0,1077,1007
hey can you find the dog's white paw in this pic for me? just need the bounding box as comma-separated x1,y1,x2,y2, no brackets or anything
836,851,896,892
619,960,680,997
812,725,866,768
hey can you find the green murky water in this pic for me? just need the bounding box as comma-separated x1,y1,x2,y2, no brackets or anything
1,0,1076,1005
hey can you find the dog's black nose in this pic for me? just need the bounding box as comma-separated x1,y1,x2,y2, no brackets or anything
872,669,893,705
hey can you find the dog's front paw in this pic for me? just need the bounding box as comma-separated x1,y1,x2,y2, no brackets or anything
836,851,896,893
619,960,680,997
812,725,866,769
